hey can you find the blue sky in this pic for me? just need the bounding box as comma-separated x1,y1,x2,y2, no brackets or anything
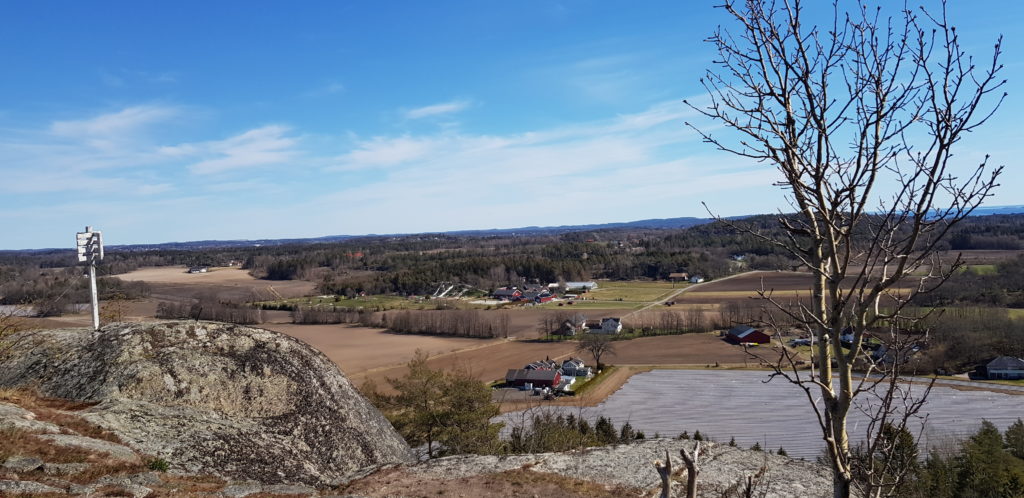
1,1,1021,249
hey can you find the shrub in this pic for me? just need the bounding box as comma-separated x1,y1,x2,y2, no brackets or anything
148,458,170,472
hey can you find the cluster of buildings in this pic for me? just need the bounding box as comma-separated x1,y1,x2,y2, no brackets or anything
491,281,600,303
557,313,623,336
504,357,593,391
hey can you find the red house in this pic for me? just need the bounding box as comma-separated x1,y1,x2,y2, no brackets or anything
492,287,523,301
505,369,562,388
726,325,771,345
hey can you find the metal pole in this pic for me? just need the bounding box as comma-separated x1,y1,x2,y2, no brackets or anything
89,261,99,331
85,226,100,331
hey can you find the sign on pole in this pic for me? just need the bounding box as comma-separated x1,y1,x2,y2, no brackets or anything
76,226,104,331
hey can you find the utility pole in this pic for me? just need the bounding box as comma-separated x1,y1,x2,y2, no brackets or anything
76,226,104,331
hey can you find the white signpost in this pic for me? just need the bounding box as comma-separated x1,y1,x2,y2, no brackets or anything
76,226,104,331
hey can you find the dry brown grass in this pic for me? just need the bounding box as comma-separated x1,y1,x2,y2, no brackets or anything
0,388,122,444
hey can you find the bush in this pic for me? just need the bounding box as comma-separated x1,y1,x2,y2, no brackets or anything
148,458,170,472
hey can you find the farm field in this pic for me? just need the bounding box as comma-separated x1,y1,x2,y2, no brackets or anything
607,333,756,365
354,339,579,392
584,281,680,301
118,266,316,301
261,323,500,378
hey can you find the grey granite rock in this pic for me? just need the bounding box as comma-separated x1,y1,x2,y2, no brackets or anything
2,456,44,473
0,321,413,487
36,433,140,462
43,462,92,476
263,483,318,495
0,401,61,434
0,479,65,494
97,471,163,487
403,439,835,497
220,480,264,497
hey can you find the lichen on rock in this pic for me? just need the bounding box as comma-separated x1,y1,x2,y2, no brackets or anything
0,320,413,487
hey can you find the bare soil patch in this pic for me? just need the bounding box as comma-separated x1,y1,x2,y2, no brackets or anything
609,333,754,365
357,340,579,391
118,266,315,302
260,323,500,378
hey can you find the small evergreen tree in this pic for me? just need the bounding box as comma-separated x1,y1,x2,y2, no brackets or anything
729,436,737,447
619,422,636,443
693,430,704,441
1006,418,1024,460
777,447,788,457
595,416,618,445
751,441,763,452
679,431,690,440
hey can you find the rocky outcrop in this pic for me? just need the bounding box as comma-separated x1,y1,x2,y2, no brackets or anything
0,321,413,487
345,439,835,497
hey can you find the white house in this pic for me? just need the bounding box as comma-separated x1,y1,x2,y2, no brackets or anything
588,317,622,334
560,358,586,376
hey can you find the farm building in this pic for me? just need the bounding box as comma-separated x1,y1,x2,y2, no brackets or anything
985,356,1024,380
492,287,522,301
725,325,771,345
689,275,705,283
668,272,690,282
564,281,598,291
559,313,588,336
522,290,556,303
524,359,559,370
505,368,562,388
561,358,591,377
589,317,622,334
187,266,208,274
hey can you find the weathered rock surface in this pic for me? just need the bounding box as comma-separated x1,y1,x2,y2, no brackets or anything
0,321,413,486
36,433,141,462
397,439,834,497
0,401,61,433
0,479,65,494
2,456,44,473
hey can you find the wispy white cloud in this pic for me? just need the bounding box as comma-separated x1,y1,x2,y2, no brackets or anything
404,99,471,119
50,105,179,140
163,125,300,175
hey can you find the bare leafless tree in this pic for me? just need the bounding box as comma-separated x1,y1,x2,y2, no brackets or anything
576,333,616,370
686,1,1005,497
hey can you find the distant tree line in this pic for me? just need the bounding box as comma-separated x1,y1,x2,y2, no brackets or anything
4,214,1023,302
385,310,510,338
155,299,263,325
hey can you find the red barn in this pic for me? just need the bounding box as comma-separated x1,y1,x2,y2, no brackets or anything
726,325,771,345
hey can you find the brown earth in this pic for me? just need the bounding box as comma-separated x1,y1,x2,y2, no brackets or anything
260,323,502,378
354,340,579,391
608,333,755,365
118,266,316,302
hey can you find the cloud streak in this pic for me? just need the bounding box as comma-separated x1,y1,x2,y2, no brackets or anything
404,99,471,119
164,125,301,175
